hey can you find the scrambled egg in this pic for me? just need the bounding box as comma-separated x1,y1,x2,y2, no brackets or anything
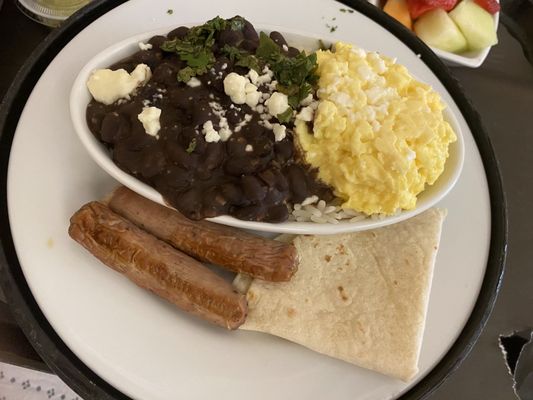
295,42,457,215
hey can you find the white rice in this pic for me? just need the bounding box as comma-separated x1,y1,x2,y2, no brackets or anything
288,195,395,224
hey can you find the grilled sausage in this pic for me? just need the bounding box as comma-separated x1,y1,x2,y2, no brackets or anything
69,201,247,329
107,187,298,282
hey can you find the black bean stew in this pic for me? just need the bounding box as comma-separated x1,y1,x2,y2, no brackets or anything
86,16,332,222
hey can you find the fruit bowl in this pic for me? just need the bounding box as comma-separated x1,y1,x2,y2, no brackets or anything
369,0,499,68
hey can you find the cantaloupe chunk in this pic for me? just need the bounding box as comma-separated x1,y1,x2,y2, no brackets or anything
384,0,413,30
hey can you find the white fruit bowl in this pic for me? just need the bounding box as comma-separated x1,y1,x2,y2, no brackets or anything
70,25,465,235
368,0,499,68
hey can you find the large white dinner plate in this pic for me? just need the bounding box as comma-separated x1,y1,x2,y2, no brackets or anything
6,1,492,399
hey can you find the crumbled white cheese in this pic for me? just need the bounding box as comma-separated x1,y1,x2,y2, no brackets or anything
142,99,151,107
246,91,262,108
223,72,247,104
296,106,314,122
129,64,152,85
187,77,202,88
209,101,233,141
255,104,265,113
87,64,151,105
221,63,228,70
256,67,274,85
203,121,220,143
272,123,287,142
282,44,289,52
244,82,257,93
245,144,253,152
137,106,161,137
265,92,289,118
247,69,259,85
138,42,153,51
300,94,314,106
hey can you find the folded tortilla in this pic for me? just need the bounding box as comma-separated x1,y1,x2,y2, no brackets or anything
239,208,446,381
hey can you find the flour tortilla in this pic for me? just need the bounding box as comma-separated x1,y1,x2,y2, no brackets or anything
238,208,446,381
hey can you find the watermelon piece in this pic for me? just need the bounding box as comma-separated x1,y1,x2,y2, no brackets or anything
474,0,500,14
407,0,458,19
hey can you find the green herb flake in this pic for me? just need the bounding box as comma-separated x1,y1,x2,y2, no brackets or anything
254,32,318,106
327,24,338,33
160,16,230,81
277,107,293,124
340,8,354,13
186,138,197,153
166,9,173,15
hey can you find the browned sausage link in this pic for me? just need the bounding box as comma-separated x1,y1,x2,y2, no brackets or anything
68,201,247,329
108,187,298,282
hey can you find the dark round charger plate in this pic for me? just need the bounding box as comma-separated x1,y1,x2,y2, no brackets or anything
0,0,507,399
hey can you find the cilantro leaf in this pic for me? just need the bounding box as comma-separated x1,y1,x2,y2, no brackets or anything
160,16,228,81
186,138,197,153
235,55,261,72
277,107,293,123
256,32,283,62
254,31,318,106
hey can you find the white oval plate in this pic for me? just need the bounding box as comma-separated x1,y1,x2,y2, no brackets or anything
70,26,464,235
7,1,490,400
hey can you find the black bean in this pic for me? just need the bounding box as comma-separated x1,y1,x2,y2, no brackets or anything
100,112,130,144
274,140,294,164
218,29,244,47
167,27,189,40
269,31,288,48
240,39,258,52
264,187,287,205
287,47,300,58
220,182,247,206
241,175,267,203
165,141,198,169
242,20,259,42
286,164,310,203
154,166,192,191
152,63,179,86
204,142,225,170
265,204,289,222
191,103,213,128
140,149,167,178
177,188,203,220
148,35,168,48
225,156,260,176
201,186,229,217
232,204,266,221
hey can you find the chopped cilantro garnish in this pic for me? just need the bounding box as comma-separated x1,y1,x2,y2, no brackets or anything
221,45,261,72
339,8,354,13
277,107,293,124
255,32,318,109
161,16,234,82
166,9,173,15
186,138,197,153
